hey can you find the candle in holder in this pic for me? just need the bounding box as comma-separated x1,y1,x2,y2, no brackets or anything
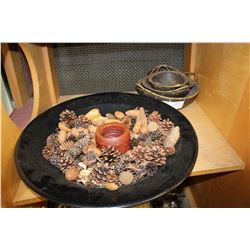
95,122,131,153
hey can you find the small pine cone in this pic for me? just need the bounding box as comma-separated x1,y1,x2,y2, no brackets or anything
60,140,75,151
42,145,55,160
120,150,137,163
59,109,77,124
99,146,121,164
148,111,162,123
143,162,159,176
71,115,91,128
77,135,91,147
68,135,91,157
68,146,83,158
114,161,126,175
124,162,140,174
132,144,167,166
49,151,75,172
137,134,152,146
91,164,118,184
160,118,174,134
65,166,80,181
46,133,59,146
165,146,176,156
148,130,162,141
135,162,158,181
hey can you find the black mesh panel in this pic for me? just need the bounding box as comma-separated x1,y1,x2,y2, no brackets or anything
52,43,185,95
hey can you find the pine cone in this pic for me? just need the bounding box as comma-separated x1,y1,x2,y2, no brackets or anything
68,135,91,157
49,151,75,172
120,150,137,163
60,140,75,151
113,161,126,175
160,118,174,134
91,163,118,185
124,162,140,174
71,115,91,128
148,130,162,141
135,162,158,181
68,146,83,158
99,146,121,164
46,133,59,146
42,145,55,160
59,109,77,124
132,143,167,166
165,146,176,156
148,111,162,123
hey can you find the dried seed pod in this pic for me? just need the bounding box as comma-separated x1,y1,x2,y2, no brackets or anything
70,128,80,137
125,110,139,117
106,113,116,119
105,182,119,191
84,108,101,120
58,130,67,144
88,125,97,134
119,171,134,185
164,126,180,148
104,119,122,124
121,116,132,128
133,121,142,134
95,118,106,126
114,111,125,120
148,121,159,132
58,122,71,132
140,125,148,134
65,167,80,181
138,107,147,127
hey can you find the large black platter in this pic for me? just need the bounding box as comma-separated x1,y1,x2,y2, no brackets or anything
15,92,198,207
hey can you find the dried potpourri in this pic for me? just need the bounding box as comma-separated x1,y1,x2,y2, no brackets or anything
42,107,180,191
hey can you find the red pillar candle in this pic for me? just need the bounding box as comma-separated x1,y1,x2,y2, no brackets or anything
95,122,131,153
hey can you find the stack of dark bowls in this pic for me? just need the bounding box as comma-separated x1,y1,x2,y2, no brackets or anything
135,65,199,109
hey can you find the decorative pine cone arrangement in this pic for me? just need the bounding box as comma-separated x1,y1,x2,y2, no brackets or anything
42,107,180,191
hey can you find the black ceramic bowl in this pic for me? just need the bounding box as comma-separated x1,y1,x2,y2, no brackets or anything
15,92,198,207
